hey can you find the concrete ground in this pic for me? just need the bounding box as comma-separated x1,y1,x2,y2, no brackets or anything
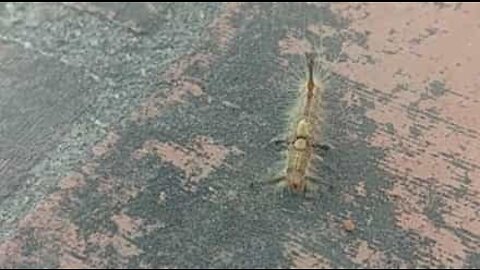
0,2,479,268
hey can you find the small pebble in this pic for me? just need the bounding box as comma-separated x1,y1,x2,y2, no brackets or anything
343,219,356,232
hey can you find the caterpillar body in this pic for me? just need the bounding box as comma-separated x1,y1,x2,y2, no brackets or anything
269,52,331,195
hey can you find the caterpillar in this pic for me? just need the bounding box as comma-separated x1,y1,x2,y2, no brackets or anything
261,22,353,197
268,51,332,195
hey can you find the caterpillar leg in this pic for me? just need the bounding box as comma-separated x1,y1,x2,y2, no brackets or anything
307,175,334,192
313,142,334,157
265,173,292,197
269,134,286,145
268,134,295,150
267,173,286,184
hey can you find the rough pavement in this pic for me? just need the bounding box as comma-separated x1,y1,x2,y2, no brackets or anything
0,3,479,268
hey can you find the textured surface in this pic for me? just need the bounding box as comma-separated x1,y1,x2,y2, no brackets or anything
0,2,479,268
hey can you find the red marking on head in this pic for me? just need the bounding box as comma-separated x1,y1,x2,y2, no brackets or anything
290,178,306,193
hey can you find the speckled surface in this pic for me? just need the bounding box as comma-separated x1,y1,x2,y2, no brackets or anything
0,2,479,268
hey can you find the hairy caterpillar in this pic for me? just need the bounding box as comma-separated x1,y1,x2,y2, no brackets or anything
268,52,332,195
